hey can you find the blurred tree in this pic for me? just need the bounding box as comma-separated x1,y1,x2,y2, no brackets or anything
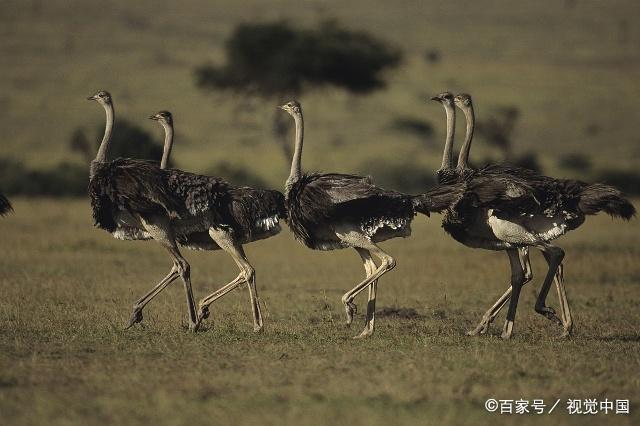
194,20,402,159
476,106,542,173
207,161,268,188
558,153,592,172
390,116,434,145
69,120,165,165
476,106,520,160
423,49,441,64
69,128,92,163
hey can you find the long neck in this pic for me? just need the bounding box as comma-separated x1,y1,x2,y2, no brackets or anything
160,122,174,169
441,104,456,170
94,102,114,163
286,113,304,188
456,105,475,170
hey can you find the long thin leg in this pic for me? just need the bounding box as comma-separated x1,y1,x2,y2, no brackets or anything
208,228,263,332
165,244,198,332
340,242,395,339
501,248,526,339
552,263,573,337
468,247,532,335
538,245,571,336
196,273,245,324
125,265,179,329
353,248,378,339
534,245,565,326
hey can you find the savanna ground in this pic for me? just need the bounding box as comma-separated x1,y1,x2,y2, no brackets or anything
0,199,638,425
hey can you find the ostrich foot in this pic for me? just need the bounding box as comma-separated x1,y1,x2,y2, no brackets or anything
342,300,357,326
352,326,374,339
124,307,143,329
501,320,514,340
535,305,562,325
467,317,491,336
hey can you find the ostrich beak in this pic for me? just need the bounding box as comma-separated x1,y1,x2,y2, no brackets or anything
278,105,286,110
148,115,159,120
430,96,440,101
87,95,97,101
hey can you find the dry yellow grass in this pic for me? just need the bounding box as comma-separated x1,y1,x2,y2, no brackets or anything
0,198,638,424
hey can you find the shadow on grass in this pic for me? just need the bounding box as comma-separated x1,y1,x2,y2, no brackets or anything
377,306,424,320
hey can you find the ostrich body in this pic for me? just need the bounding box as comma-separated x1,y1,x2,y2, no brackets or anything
430,92,635,338
280,101,462,338
147,110,285,331
87,90,201,331
0,194,12,217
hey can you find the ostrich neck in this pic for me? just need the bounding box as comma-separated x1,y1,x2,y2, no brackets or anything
94,102,114,164
286,113,304,190
160,122,174,169
441,104,455,170
456,106,475,170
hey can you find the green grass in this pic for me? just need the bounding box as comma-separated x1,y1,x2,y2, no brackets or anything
0,198,638,425
1,0,640,184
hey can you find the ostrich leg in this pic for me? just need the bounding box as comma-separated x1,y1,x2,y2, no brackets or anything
206,228,263,332
501,248,527,339
467,247,532,335
537,245,571,336
125,265,180,329
339,237,396,338
353,248,378,339
196,273,245,324
166,244,199,332
552,263,573,337
125,243,197,332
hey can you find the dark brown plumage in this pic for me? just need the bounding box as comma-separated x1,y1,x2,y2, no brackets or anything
431,91,635,339
145,109,286,332
89,159,183,234
280,100,463,338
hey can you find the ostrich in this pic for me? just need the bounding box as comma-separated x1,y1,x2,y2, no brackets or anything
0,194,12,217
87,90,206,331
430,92,635,338
148,110,286,332
279,100,463,338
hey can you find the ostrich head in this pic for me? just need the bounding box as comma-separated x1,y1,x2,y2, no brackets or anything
149,110,173,125
454,93,473,109
87,90,112,106
430,91,454,106
279,100,302,117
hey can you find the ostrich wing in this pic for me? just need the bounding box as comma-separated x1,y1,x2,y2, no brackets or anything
302,173,413,225
225,187,286,235
89,158,183,233
163,169,230,216
466,172,541,214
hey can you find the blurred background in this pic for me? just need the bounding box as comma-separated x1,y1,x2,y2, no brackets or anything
1,0,639,196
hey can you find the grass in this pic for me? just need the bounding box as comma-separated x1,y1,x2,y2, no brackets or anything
1,0,640,183
0,198,638,425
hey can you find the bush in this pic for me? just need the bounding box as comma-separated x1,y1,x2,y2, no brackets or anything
70,119,165,164
358,159,435,194
0,158,87,197
558,153,592,172
511,152,542,174
207,161,268,188
195,20,402,97
390,117,434,141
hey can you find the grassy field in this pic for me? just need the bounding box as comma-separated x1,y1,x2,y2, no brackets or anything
1,0,640,184
0,198,638,424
